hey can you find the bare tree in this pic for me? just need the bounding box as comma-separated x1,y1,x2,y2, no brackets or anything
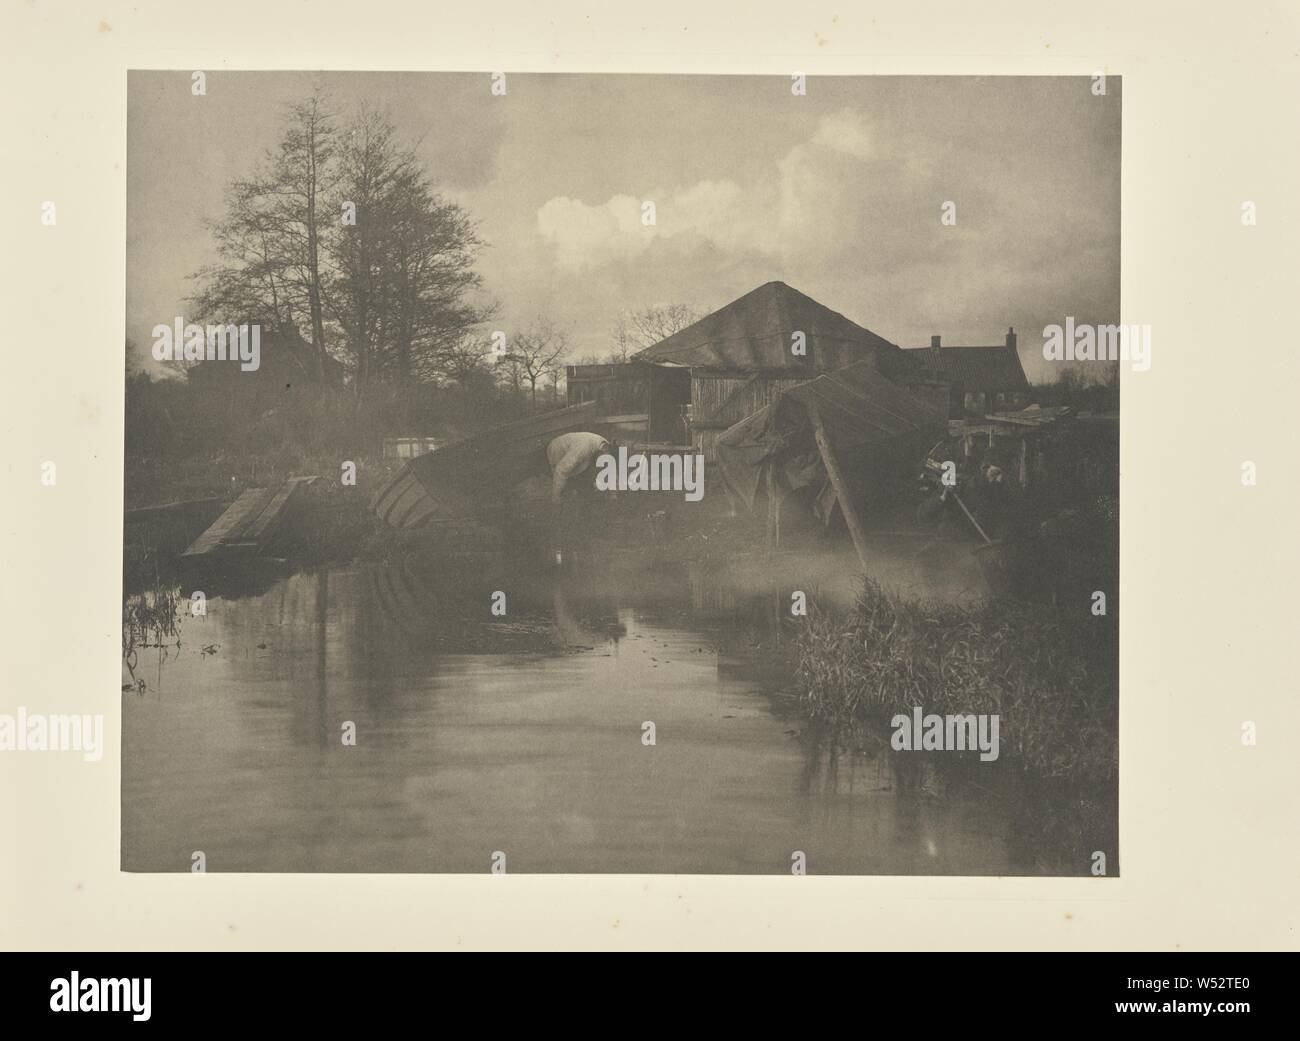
611,303,701,354
331,106,396,397
441,333,495,388
610,312,634,363
332,108,491,395
189,89,338,380
191,96,491,398
507,318,569,408
189,182,298,332
289,92,335,370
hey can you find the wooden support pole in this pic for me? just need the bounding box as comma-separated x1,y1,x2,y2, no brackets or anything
765,466,776,553
807,401,871,569
950,489,994,545
766,465,782,550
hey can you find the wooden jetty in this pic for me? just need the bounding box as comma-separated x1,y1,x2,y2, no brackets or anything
181,476,319,563
124,496,228,552
125,495,227,527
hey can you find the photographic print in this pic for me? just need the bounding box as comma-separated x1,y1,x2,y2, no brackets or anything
123,71,1120,875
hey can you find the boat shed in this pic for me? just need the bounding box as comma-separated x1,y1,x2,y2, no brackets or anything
714,359,949,564
565,281,921,459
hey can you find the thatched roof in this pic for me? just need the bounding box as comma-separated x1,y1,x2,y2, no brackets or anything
631,281,900,373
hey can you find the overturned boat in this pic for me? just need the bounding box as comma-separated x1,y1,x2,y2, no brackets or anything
371,400,601,530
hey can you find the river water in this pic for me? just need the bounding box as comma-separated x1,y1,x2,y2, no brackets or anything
122,538,1104,875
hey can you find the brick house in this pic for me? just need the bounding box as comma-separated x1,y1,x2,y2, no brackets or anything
910,328,1031,417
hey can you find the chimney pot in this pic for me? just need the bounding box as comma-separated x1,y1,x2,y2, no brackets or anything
1006,326,1017,350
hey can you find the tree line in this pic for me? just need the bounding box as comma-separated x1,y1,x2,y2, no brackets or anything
189,92,492,400
186,90,703,410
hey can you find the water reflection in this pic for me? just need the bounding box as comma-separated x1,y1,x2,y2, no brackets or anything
122,542,1111,875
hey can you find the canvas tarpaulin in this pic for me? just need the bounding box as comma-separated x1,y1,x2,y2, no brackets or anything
714,360,948,522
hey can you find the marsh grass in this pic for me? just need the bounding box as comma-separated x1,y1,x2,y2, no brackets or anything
122,581,186,690
796,579,1118,786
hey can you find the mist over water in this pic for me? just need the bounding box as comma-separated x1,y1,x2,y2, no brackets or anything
123,538,1105,875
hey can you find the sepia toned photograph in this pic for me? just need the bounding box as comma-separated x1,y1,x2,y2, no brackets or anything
123,71,1120,875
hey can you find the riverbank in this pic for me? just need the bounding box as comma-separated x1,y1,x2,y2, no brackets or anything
124,444,778,591
794,578,1119,787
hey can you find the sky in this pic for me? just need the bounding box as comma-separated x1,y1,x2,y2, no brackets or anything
127,71,1120,382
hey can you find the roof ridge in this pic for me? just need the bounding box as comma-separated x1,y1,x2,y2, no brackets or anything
630,280,897,366
909,342,1013,350
644,330,893,358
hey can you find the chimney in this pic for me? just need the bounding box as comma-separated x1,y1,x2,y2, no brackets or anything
929,335,941,371
1006,326,1017,351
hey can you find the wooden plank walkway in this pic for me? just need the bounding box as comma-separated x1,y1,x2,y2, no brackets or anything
124,496,227,526
181,477,318,561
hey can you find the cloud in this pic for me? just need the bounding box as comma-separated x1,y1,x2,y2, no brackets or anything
535,193,647,268
812,109,873,157
535,109,881,270
525,99,1117,363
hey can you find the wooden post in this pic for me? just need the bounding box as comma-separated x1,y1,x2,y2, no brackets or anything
765,465,780,553
764,467,774,552
807,401,871,569
950,489,994,545
767,465,782,549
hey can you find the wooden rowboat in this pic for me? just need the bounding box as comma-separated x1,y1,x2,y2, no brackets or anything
371,401,601,530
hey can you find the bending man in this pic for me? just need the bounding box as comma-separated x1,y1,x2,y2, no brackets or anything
546,432,613,502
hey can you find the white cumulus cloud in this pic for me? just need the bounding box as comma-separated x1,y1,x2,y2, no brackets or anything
534,110,891,270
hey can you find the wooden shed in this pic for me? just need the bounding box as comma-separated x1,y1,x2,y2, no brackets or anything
566,281,919,458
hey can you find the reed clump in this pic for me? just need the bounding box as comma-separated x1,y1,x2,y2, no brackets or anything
795,579,1117,785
